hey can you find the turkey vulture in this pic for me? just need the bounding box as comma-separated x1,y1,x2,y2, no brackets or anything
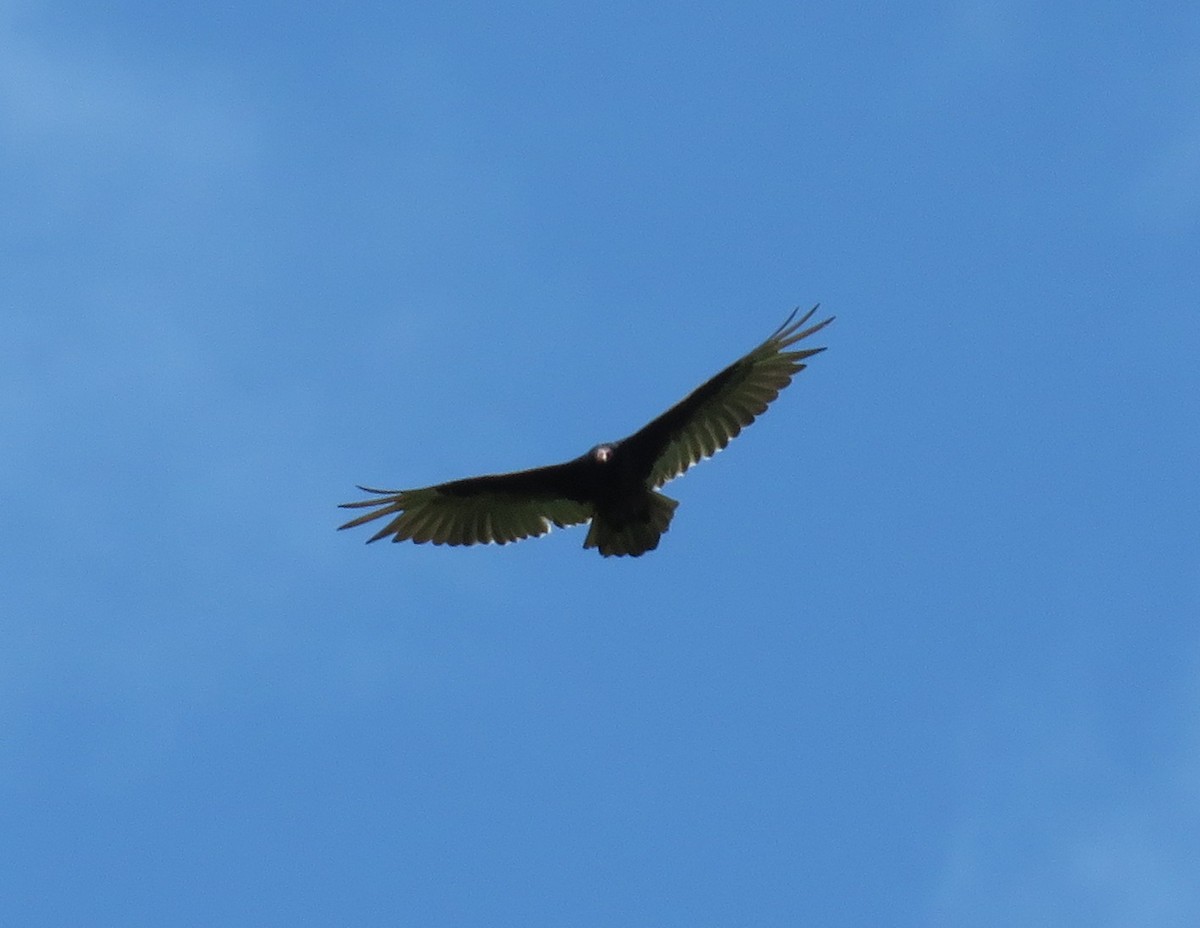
339,306,833,557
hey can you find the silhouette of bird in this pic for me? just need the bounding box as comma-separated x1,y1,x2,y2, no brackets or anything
339,306,833,556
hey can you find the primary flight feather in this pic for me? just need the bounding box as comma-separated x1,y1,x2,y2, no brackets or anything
339,306,834,557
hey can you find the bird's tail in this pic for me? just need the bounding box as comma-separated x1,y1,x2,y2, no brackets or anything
583,491,679,557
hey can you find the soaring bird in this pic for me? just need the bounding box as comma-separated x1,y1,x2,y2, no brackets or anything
339,306,833,557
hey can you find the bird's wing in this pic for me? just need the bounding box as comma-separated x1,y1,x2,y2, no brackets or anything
621,306,834,488
337,459,594,546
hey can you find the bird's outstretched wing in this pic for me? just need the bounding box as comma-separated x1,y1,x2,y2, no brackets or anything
620,305,834,488
338,460,594,546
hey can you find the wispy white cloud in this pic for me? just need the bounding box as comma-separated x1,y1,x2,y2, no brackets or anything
1073,812,1200,928
938,0,1030,74
0,6,271,774
928,665,1200,927
1127,116,1200,229
1110,20,1200,228
0,4,257,173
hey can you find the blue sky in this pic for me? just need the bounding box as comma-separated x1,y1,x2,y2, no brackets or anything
3,1,1198,925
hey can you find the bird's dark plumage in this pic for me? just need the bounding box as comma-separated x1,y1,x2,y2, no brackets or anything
339,306,833,556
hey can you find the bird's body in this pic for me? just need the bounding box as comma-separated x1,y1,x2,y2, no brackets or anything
339,306,833,556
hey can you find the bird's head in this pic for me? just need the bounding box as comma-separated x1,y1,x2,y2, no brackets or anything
591,444,615,464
